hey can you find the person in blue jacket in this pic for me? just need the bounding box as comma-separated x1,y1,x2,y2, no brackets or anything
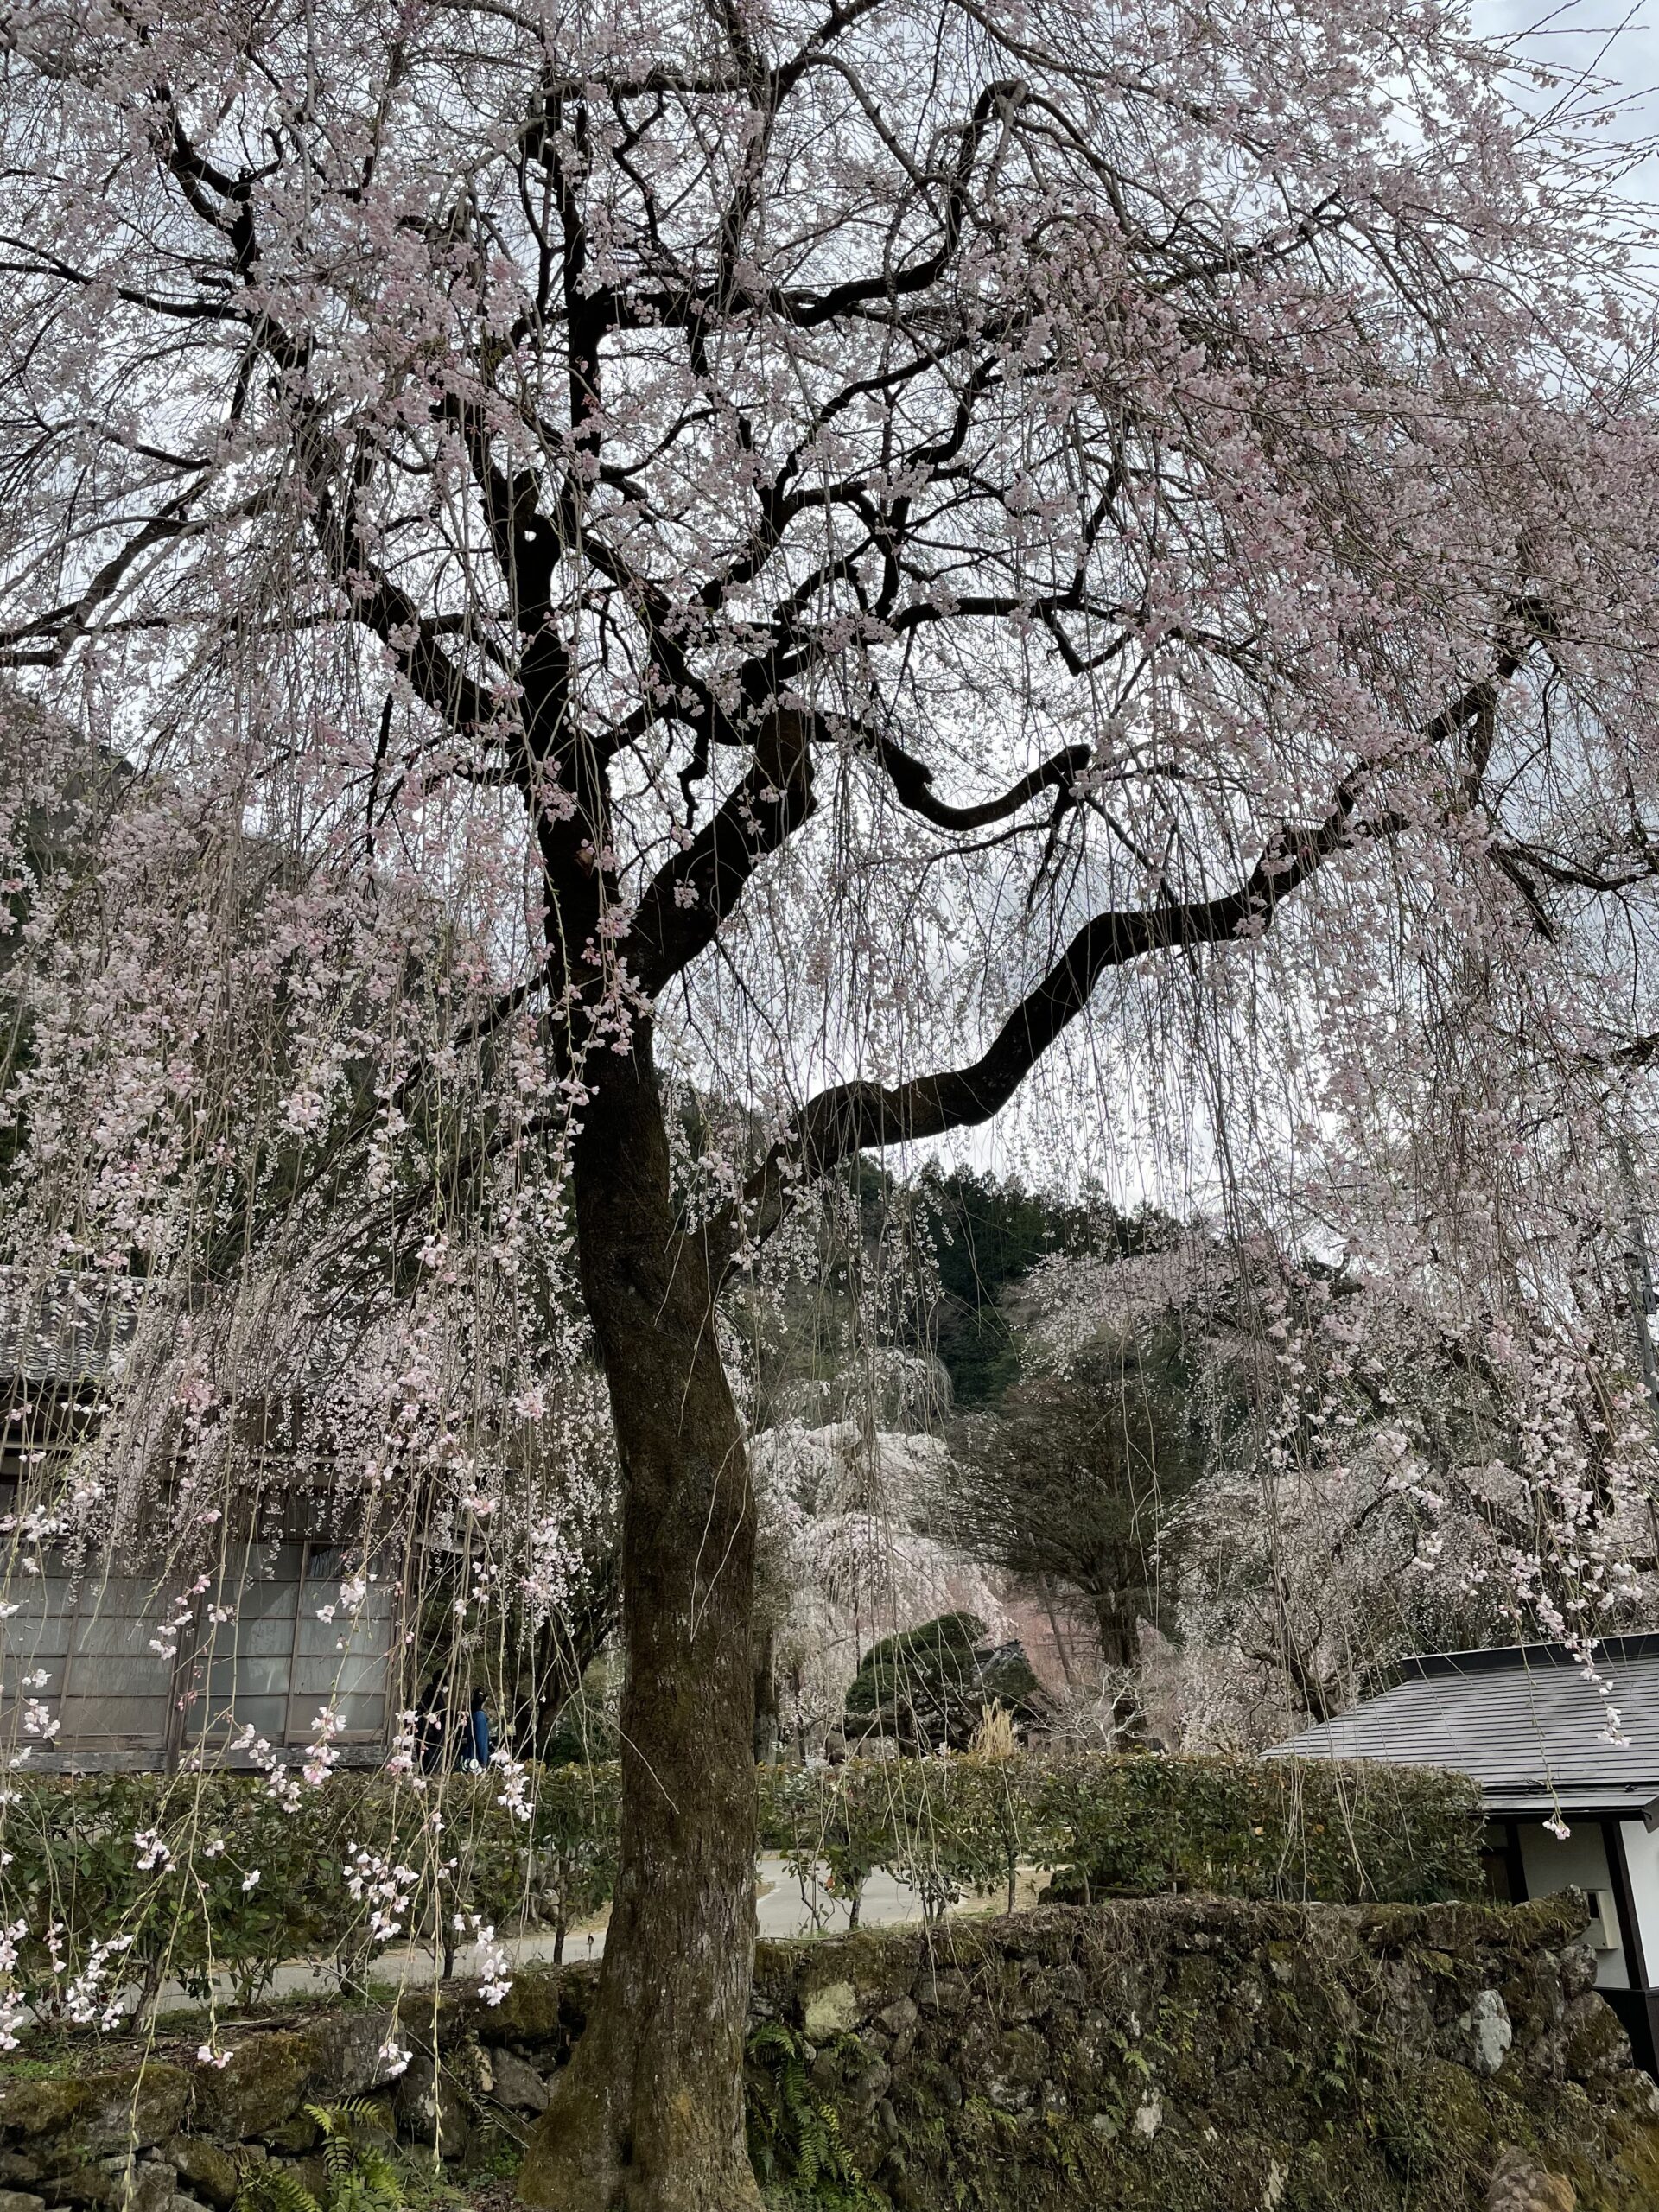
465,1686,491,1770
416,1679,447,1774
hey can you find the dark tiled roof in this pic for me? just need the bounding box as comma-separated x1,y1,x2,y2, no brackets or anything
1271,1639,1659,1815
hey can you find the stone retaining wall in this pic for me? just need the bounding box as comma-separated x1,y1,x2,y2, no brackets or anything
2,1897,1657,2209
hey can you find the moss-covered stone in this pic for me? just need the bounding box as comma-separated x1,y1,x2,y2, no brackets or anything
303,2012,400,2101
32,2170,108,2207
159,2138,236,2209
190,2037,310,2142
0,2068,190,2164
256,2115,318,2158
741,1899,1659,2210
0,2083,88,2145
463,1970,567,2047
1561,1993,1630,2083
77,2073,192,2158
3,1896,1658,2210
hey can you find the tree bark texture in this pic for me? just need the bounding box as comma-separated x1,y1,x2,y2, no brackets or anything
518,1048,762,2212
1092,1588,1138,1670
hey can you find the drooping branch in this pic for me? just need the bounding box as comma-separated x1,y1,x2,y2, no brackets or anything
0,485,213,667
721,624,1556,1258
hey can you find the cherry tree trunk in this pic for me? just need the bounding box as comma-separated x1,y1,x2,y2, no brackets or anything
517,1051,763,2212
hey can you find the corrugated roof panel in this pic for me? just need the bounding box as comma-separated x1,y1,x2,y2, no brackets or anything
1273,1647,1659,1808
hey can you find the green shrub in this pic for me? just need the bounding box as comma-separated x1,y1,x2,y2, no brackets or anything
843,1611,986,1716
757,1752,1481,1918
1031,1754,1483,1905
841,1611,1045,1753
0,1751,1478,2031
0,1764,616,2018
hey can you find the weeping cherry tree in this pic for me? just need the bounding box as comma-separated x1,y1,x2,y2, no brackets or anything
6,0,1659,2203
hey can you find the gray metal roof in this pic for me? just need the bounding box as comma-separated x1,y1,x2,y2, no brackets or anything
1272,1637,1659,1816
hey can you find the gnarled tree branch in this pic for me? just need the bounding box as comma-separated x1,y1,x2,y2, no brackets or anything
631,709,816,995
720,777,1395,1265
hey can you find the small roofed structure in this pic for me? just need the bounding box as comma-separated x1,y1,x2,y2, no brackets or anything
1273,1637,1659,2075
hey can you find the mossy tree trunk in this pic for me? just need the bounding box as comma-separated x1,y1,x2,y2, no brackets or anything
517,1045,763,2212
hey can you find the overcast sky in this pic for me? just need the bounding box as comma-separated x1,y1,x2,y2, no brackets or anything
1473,0,1656,89
1472,1,1659,185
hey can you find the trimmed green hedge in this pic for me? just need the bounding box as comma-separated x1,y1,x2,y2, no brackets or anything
0,1752,1479,2025
1031,1752,1482,1904
757,1754,1484,1920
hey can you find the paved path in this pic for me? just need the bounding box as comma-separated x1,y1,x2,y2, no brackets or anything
150,1856,1043,2021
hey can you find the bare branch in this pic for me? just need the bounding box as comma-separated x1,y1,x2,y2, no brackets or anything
868,731,1092,830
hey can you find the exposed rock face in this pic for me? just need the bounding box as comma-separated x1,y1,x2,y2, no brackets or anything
391,2057,468,2160
1461,1990,1516,2077
486,2050,549,2117
108,2156,178,2212
157,2142,234,2209
0,1897,1656,2210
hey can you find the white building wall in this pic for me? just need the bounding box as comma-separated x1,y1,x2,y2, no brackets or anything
1518,1821,1628,1990
1618,1820,1659,1991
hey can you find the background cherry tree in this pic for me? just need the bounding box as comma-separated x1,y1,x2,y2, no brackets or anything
965,1232,1659,1746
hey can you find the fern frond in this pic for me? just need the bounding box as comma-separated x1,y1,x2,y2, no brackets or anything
356,2147,402,2209
233,2165,323,2212
304,2099,392,2139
